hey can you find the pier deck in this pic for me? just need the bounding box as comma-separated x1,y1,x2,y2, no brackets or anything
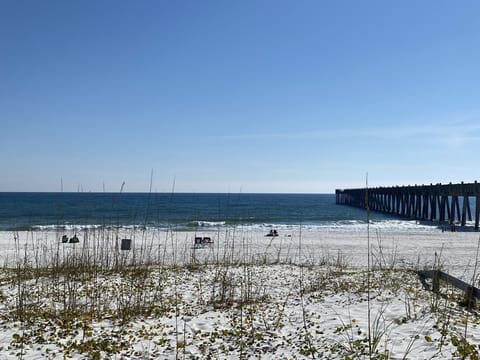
336,181,480,230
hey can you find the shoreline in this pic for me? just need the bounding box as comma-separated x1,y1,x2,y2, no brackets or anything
1,227,478,280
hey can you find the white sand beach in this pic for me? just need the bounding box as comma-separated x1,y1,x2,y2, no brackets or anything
2,227,478,278
0,227,479,359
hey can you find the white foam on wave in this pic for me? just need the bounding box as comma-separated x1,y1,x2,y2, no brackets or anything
32,224,148,231
235,219,440,234
193,220,227,227
24,219,444,234
33,224,104,231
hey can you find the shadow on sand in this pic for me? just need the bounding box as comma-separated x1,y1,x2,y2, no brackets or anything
416,220,479,233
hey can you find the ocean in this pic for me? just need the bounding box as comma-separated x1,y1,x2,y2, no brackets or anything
0,192,437,233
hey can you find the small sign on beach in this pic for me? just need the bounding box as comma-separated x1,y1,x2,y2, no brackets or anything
121,238,132,251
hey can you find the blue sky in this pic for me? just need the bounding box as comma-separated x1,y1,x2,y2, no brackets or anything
1,1,480,193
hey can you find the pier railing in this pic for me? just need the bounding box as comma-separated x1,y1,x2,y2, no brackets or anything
336,181,480,230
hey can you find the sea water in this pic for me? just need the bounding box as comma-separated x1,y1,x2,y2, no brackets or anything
0,192,439,233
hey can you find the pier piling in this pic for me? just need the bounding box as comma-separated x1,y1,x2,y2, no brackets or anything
336,181,480,230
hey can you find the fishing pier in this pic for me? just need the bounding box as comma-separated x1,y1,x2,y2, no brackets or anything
335,181,480,230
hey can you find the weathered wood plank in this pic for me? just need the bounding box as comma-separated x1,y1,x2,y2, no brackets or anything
417,270,480,299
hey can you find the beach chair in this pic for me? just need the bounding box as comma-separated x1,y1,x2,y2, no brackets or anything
202,237,213,244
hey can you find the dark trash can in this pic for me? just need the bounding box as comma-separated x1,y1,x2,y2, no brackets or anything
121,238,132,251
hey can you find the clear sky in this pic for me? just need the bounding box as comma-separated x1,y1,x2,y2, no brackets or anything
1,1,480,193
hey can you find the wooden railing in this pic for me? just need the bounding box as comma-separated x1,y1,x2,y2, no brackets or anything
417,270,480,307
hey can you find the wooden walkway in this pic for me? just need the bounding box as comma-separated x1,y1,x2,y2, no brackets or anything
336,181,480,230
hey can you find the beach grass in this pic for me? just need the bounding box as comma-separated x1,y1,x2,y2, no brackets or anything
0,228,479,359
